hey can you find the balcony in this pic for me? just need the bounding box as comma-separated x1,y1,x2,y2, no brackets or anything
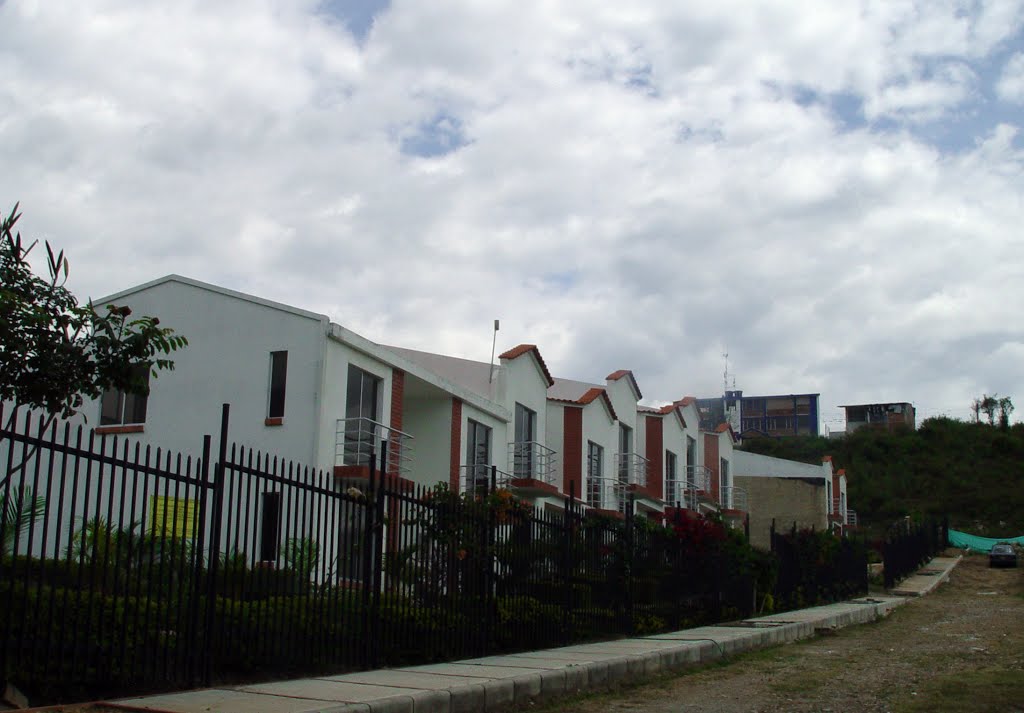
615,453,650,487
335,417,413,477
665,465,713,510
507,441,557,486
720,485,748,512
460,464,512,497
585,477,627,512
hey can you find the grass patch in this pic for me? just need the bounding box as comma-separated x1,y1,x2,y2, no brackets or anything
894,668,1024,712
768,669,833,694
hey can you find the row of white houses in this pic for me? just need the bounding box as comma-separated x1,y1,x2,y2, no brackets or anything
68,274,851,535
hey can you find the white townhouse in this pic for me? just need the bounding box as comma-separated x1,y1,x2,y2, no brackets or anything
86,274,508,488
384,343,558,501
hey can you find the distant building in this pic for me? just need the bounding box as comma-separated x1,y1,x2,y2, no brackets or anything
839,402,915,433
696,391,820,439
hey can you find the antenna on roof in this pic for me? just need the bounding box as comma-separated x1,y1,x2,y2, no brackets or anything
722,348,729,394
488,319,500,383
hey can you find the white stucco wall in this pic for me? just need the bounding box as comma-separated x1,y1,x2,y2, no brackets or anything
544,401,566,488
661,413,688,502
319,337,395,471
84,277,328,468
402,395,451,487
461,401,508,473
582,398,617,507
732,451,829,480
498,354,549,451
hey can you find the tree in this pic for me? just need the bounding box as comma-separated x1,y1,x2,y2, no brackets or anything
972,393,1012,428
1,202,187,487
998,396,1014,430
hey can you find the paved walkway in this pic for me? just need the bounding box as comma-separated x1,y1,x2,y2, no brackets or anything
109,556,960,713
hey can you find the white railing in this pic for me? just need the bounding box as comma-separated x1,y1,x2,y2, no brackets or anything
615,452,650,487
720,485,748,511
846,509,858,526
335,417,413,476
460,464,513,496
666,465,714,510
507,441,557,485
585,476,627,511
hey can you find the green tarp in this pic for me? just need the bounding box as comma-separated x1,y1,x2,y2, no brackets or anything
948,528,1024,553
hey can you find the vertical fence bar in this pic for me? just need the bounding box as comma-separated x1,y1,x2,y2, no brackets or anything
203,404,229,686
189,435,212,687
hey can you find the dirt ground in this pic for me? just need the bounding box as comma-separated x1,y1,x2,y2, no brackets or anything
540,551,1024,713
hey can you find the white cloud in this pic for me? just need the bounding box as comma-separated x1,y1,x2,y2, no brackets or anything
0,0,1022,425
997,52,1024,102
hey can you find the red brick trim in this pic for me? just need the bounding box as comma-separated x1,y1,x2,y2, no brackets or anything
563,407,583,498
264,417,284,427
391,369,405,432
645,415,664,498
449,398,462,490
509,478,559,495
94,425,145,435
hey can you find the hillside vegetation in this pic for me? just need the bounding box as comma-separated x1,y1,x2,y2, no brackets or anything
739,418,1024,537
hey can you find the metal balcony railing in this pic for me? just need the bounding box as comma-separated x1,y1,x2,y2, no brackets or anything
460,464,513,496
335,417,413,476
585,476,627,512
615,452,650,487
507,441,557,485
720,485,748,511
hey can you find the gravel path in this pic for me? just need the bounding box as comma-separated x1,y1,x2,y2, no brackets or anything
541,552,1024,713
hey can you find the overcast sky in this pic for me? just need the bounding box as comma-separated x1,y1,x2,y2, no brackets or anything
2,0,1023,430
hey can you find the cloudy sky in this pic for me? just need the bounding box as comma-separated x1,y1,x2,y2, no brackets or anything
2,0,1023,430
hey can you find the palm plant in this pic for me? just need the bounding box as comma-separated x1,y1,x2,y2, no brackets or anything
1,486,46,555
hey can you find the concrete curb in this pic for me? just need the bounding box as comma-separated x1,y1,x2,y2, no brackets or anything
890,555,962,597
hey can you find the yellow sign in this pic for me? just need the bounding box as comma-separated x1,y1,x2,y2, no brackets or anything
151,495,198,538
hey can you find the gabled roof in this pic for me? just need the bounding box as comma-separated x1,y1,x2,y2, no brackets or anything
606,369,642,400
639,404,687,430
675,396,697,407
548,381,618,422
96,274,327,323
499,344,555,387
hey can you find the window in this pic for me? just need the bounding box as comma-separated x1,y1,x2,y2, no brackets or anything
267,351,288,420
720,457,731,508
586,441,604,508
465,420,492,493
617,424,633,483
100,365,150,426
260,491,282,562
665,451,678,505
685,436,697,488
513,403,536,478
343,365,383,466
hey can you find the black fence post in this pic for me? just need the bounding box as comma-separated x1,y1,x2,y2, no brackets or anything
369,447,387,667
623,495,635,635
189,433,213,688
360,449,377,669
202,404,229,686
562,480,576,646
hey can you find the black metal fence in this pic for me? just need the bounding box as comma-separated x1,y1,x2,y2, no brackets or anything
882,516,948,589
770,521,869,610
1,404,861,705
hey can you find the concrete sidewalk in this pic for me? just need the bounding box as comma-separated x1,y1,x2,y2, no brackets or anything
112,556,959,713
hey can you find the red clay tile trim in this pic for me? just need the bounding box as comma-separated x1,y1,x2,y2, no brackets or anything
605,369,642,400
264,417,284,427
498,344,555,386
94,425,144,435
